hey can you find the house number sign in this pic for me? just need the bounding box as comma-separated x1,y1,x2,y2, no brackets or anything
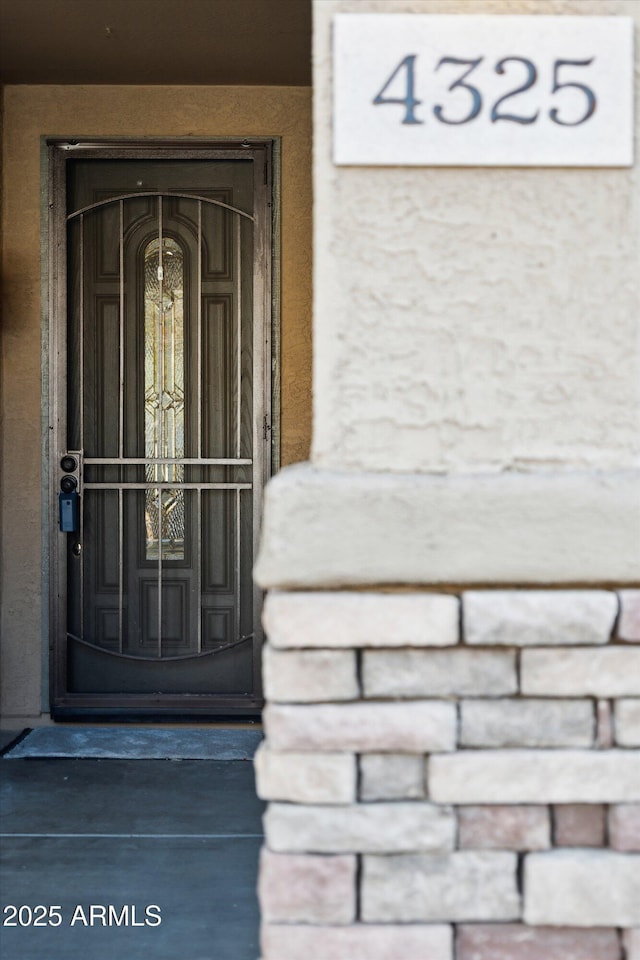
333,15,633,166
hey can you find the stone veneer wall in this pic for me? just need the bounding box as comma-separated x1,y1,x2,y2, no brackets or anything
255,588,640,960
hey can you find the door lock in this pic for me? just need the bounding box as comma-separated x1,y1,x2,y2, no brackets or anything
58,452,82,533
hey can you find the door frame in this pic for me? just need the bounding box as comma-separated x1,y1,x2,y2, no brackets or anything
46,138,277,720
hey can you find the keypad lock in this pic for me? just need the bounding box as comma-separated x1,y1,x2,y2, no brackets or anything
58,454,81,533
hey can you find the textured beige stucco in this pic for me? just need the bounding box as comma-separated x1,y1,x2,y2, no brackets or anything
312,0,640,473
254,0,640,589
0,85,311,719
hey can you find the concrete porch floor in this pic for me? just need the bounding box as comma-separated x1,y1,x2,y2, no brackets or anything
0,732,264,960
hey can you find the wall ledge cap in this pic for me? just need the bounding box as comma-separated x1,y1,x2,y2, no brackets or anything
254,464,640,588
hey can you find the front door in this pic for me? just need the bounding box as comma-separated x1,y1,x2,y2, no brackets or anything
48,141,272,718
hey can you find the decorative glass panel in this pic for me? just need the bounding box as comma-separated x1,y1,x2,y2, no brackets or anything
144,237,185,560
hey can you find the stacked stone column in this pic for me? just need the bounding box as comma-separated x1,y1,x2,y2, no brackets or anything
254,1,640,955
256,589,640,960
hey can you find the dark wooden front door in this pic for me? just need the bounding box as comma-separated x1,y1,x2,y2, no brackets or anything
49,142,272,718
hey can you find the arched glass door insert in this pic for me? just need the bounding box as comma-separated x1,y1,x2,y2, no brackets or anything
49,144,273,718
143,236,186,561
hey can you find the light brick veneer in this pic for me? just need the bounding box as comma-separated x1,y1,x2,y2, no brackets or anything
256,588,640,960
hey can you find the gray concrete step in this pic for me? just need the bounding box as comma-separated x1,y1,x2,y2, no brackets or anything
0,758,264,959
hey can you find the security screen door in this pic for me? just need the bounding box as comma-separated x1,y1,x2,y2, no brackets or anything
49,142,272,718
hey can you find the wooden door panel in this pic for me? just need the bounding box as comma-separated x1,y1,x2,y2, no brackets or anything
51,148,268,717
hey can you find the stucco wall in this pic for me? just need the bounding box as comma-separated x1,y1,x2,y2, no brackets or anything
313,0,640,474
0,84,312,721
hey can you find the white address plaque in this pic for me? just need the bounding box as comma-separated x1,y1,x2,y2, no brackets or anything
333,15,633,167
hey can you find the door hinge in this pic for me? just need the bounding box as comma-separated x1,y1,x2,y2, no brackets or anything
263,416,272,441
